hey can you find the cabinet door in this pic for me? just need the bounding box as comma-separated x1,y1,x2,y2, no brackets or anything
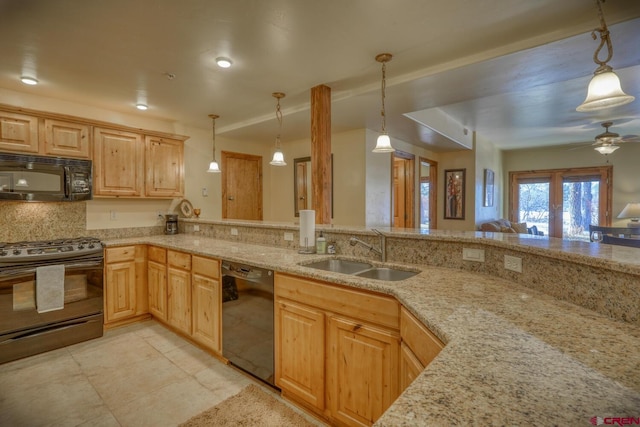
400,342,424,391
0,111,39,153
275,298,325,411
148,260,167,321
327,315,400,427
42,119,90,158
105,261,137,323
167,266,192,335
145,136,184,198
93,127,144,196
192,273,221,352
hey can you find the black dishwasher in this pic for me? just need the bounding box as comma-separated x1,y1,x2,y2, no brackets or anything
220,260,276,388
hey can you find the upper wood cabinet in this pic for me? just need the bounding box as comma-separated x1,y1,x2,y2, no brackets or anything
42,118,91,159
93,127,145,197
0,111,39,153
145,136,184,198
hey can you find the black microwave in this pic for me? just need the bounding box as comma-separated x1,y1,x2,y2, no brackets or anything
0,153,92,202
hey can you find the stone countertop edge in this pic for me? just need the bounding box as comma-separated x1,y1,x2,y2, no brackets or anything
103,234,640,426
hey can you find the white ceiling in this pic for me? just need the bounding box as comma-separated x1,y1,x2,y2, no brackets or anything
1,0,639,152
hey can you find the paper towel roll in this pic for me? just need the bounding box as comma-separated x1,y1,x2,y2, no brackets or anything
299,210,316,249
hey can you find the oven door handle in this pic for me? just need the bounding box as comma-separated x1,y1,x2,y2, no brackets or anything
0,260,103,279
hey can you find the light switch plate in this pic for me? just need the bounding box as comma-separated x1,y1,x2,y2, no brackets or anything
231,228,238,236
462,248,485,262
284,232,294,241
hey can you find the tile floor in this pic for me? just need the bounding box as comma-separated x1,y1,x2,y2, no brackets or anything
0,320,321,427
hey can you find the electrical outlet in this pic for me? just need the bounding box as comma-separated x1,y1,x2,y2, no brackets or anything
193,225,200,232
504,255,522,273
231,228,238,236
462,248,485,262
110,211,117,221
284,232,294,241
202,187,208,197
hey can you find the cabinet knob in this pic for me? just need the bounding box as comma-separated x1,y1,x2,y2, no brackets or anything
228,196,234,201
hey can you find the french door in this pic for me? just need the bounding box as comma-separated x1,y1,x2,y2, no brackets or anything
419,157,437,230
509,166,612,240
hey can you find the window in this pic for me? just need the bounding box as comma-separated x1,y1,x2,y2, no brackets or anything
509,166,612,240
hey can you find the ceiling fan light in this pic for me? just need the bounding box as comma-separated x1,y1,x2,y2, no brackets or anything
373,133,395,153
207,160,221,173
594,144,619,154
20,76,38,85
577,70,635,112
216,57,233,68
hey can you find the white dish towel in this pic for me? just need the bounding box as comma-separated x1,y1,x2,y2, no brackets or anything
36,264,65,313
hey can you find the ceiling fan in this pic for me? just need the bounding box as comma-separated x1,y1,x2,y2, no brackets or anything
572,121,640,154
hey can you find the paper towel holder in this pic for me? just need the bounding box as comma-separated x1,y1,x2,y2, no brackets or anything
298,237,316,254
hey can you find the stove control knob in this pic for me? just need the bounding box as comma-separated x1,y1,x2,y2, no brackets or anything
78,243,85,249
88,243,95,249
0,250,7,256
13,249,21,255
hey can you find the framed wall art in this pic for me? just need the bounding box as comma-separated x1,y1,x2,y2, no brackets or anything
483,168,494,207
444,169,465,220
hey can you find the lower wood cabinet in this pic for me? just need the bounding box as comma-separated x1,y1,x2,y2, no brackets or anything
104,245,148,326
275,273,401,427
147,246,167,321
191,256,221,353
399,306,444,389
167,250,192,335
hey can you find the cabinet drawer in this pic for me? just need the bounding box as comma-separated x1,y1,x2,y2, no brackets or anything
192,256,219,279
275,273,399,329
105,246,136,263
400,306,444,367
148,246,166,264
167,250,191,270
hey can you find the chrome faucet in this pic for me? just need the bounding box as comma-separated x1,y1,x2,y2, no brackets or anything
349,229,386,262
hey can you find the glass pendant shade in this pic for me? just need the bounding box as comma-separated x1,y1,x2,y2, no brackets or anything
594,144,619,154
270,147,286,166
207,160,221,173
16,178,29,187
373,133,395,153
577,69,635,112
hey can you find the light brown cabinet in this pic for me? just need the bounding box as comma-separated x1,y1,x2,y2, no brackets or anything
42,118,91,159
399,306,444,390
93,127,145,197
147,246,167,321
0,111,39,153
191,256,221,352
145,136,184,198
104,245,148,326
167,250,192,335
275,273,400,427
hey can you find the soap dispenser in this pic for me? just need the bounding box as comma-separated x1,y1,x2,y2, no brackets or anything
316,232,327,254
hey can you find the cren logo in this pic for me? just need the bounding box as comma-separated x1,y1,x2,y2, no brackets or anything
591,417,640,426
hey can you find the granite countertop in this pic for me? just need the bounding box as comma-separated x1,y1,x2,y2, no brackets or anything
103,234,640,425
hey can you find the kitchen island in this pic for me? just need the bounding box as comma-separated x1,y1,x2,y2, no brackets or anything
103,229,640,426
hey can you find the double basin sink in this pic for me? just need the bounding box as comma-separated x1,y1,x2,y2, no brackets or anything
300,258,419,282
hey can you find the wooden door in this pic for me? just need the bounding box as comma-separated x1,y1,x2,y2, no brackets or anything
327,315,400,427
148,260,167,321
105,261,137,323
145,136,184,198
42,119,90,159
191,256,221,353
392,152,415,228
296,160,309,212
0,111,38,153
400,342,424,391
167,266,192,335
221,151,263,220
93,127,144,196
275,298,325,411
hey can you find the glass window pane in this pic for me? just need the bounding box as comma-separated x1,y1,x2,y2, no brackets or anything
562,179,599,241
518,182,550,236
420,182,430,229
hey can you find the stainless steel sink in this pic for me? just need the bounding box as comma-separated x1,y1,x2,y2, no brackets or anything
354,267,418,281
301,258,418,281
303,259,373,274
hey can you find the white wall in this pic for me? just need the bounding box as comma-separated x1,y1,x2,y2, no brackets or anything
502,143,640,227
474,132,502,225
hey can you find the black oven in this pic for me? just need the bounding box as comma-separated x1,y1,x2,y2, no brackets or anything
0,238,104,364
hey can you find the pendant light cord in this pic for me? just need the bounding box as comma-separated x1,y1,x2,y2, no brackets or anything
591,0,613,70
211,116,217,160
380,60,387,133
275,96,283,146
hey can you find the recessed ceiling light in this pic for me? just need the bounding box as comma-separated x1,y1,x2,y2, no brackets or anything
20,76,38,85
136,103,148,111
216,57,233,68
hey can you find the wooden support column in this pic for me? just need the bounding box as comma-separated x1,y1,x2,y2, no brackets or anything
311,84,331,224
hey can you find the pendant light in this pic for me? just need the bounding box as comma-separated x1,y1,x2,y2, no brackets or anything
207,114,221,173
270,92,287,166
373,53,395,153
576,0,634,112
